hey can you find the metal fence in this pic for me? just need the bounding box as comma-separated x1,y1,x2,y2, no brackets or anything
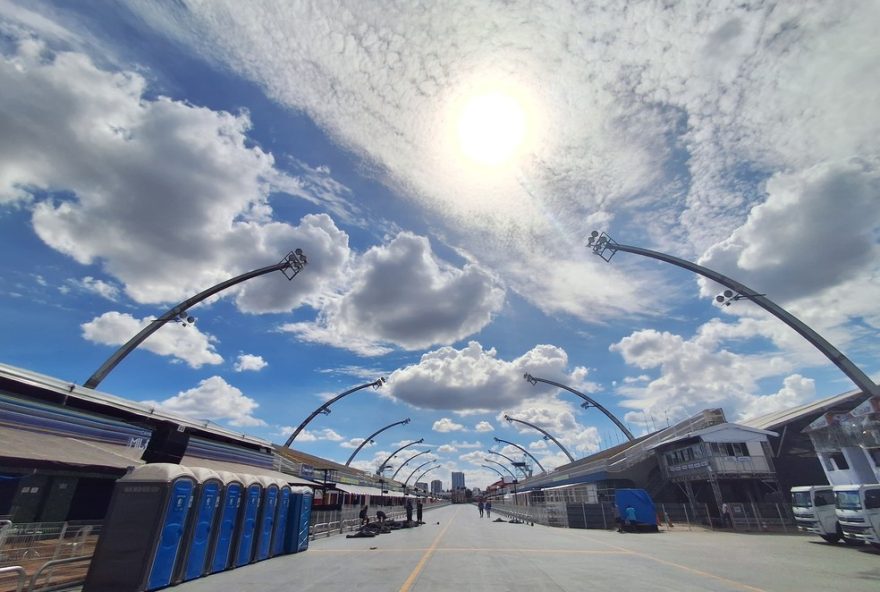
490,501,796,532
309,502,451,539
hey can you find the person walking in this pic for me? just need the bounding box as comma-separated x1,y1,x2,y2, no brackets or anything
478,500,484,517
485,500,492,519
416,499,423,523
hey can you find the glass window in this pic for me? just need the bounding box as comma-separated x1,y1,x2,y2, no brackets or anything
835,490,862,510
791,491,812,507
867,447,880,468
831,452,849,470
865,490,880,510
813,492,833,506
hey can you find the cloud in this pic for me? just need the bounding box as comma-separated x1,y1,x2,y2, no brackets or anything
61,276,120,301
385,341,594,411
474,421,493,433
143,375,264,426
432,418,465,433
500,395,603,459
280,232,505,355
0,38,353,315
340,437,368,449
437,444,457,453
82,311,223,368
233,354,267,372
446,440,482,449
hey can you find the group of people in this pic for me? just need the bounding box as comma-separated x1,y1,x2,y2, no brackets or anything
359,498,423,526
477,500,492,518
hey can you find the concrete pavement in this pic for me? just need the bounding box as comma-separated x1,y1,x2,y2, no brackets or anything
175,504,880,592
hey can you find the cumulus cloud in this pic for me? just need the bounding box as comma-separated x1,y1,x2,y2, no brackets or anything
474,421,493,433
280,232,505,355
82,311,222,368
386,341,594,411
143,376,264,426
339,437,368,449
61,276,121,301
437,444,457,453
234,354,267,372
432,418,465,433
501,395,603,459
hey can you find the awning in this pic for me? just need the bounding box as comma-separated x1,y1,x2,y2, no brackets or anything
333,484,391,496
180,455,318,486
0,425,145,471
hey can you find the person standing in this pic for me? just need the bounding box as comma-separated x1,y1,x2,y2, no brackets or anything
721,502,732,528
405,497,413,523
485,500,492,519
478,500,484,517
624,504,637,531
359,504,369,526
416,499,423,523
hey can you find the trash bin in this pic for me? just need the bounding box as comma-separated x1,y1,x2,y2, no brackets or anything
206,471,243,575
284,487,313,554
271,480,291,557
232,474,262,567
253,476,279,562
177,467,222,582
83,463,197,592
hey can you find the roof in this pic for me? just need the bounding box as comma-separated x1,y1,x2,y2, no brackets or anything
333,484,387,496
180,455,317,486
742,388,868,431
0,424,145,472
649,423,778,450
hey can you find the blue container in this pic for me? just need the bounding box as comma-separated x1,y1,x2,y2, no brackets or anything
178,468,222,582
271,482,291,557
206,471,243,574
233,475,262,567
83,464,197,592
253,477,279,562
284,488,313,554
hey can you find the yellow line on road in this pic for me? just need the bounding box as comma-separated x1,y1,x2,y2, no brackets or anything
313,547,629,554
398,508,456,592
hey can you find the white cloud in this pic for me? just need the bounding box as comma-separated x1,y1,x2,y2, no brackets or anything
432,418,465,433
386,341,594,411
340,437,368,449
143,375,264,426
474,421,493,433
280,232,505,355
437,444,458,453
446,440,482,450
61,276,121,301
81,311,223,368
233,354,267,372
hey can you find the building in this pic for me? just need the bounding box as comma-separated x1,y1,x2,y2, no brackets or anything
431,479,443,494
802,395,880,485
451,471,465,490
415,481,428,492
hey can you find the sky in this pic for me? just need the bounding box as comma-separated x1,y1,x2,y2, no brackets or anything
0,0,878,490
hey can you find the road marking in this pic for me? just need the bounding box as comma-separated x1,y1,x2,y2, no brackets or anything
397,508,456,592
313,547,629,554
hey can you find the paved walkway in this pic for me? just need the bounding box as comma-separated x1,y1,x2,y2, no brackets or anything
176,504,880,592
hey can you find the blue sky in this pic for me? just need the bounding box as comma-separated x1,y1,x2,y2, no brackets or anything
1,1,878,489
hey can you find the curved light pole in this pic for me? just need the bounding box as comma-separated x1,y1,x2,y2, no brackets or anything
483,457,516,479
377,438,424,475
487,450,529,478
345,418,410,466
523,373,635,441
481,464,506,480
412,466,440,492
588,230,879,398
84,249,308,389
404,460,436,490
504,415,575,463
391,449,432,480
493,437,547,474
285,377,386,447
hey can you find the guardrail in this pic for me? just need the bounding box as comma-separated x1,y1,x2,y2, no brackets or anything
0,566,25,592
309,502,450,539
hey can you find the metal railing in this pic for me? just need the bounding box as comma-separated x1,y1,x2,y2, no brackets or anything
309,502,451,539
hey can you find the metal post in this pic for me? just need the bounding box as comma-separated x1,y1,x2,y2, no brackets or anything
285,377,385,447
345,418,410,465
380,439,425,477
503,415,575,462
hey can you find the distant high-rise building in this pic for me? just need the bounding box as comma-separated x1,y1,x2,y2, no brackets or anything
431,479,443,493
415,481,427,491
451,471,466,490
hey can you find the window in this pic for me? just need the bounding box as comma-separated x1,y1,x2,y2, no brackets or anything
830,452,849,470
791,491,812,508
865,490,880,510
867,447,880,468
813,492,833,506
835,490,861,510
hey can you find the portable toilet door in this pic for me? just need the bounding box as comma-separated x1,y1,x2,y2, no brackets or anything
83,464,196,592
233,474,262,567
284,487,314,554
296,490,313,552
178,468,222,582
254,476,280,561
206,471,243,575
271,481,291,557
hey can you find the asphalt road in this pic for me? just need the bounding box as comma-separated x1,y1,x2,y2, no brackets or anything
175,504,880,592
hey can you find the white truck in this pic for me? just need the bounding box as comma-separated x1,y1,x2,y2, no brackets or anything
833,484,880,549
791,485,842,543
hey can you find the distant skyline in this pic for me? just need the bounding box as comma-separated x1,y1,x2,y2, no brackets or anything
0,1,877,489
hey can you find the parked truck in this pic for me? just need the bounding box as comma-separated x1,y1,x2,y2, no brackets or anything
791,485,842,543
833,484,880,549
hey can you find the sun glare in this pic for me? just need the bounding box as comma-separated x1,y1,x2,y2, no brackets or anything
457,91,527,167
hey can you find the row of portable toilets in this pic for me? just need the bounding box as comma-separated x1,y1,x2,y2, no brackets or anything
83,463,313,592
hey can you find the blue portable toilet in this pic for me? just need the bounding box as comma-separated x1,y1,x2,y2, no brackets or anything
271,480,292,557
253,476,279,561
206,471,243,575
83,463,196,592
232,474,262,567
177,468,222,582
284,487,314,554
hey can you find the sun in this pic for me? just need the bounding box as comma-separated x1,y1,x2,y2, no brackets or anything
456,91,528,167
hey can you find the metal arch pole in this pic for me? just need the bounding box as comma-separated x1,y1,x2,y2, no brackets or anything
590,234,879,398
345,418,410,466
487,450,528,478
413,466,440,489
481,464,506,479
405,460,436,488
378,438,424,476
84,251,307,389
524,374,635,441
504,415,575,462
494,437,547,474
391,449,431,480
484,458,516,479
284,378,385,447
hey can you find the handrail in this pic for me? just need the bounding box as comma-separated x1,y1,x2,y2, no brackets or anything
26,555,91,592
0,566,26,592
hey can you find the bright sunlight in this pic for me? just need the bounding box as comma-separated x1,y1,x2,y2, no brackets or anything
456,91,528,167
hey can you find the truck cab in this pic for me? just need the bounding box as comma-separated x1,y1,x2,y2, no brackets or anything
791,485,839,542
833,484,880,548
